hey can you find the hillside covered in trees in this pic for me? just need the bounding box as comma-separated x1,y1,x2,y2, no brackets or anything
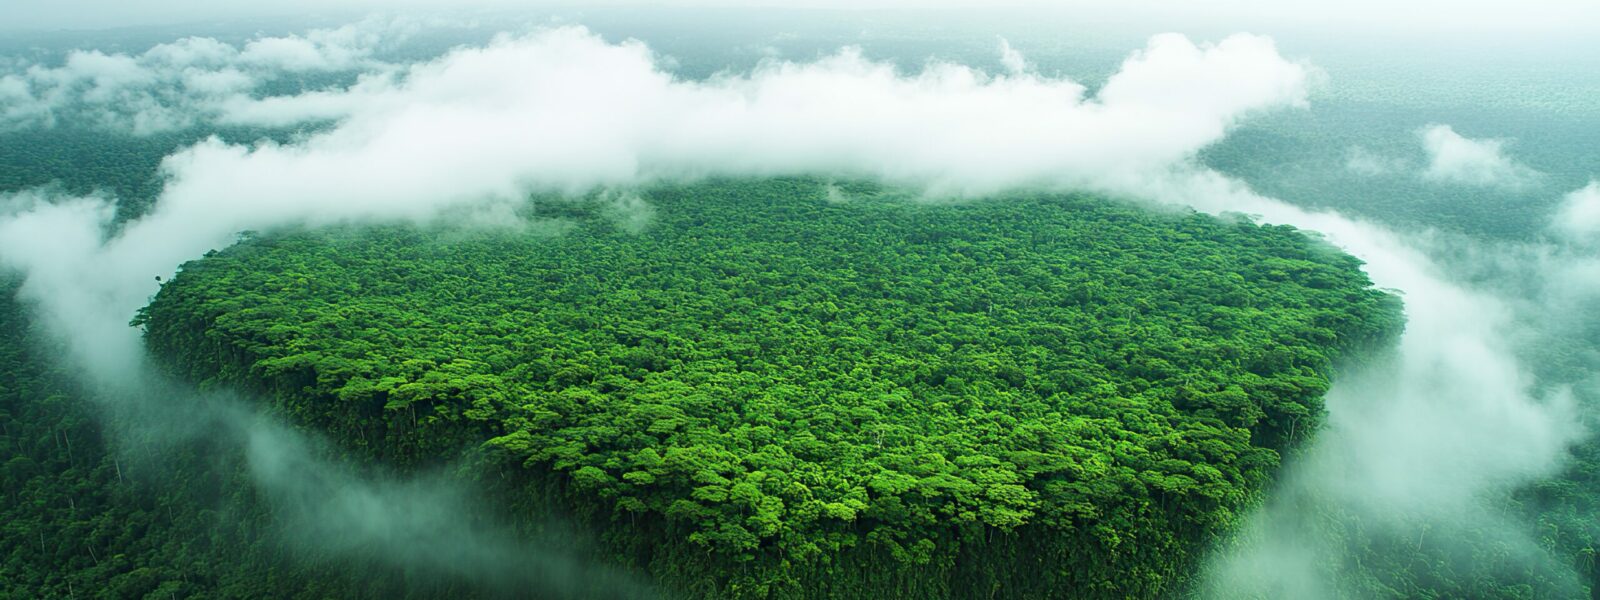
129,178,1402,598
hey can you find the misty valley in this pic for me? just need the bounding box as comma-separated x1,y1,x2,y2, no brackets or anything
3,6,1600,600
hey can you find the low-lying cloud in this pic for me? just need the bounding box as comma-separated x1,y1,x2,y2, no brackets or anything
1419,123,1539,188
1552,180,1600,241
0,19,409,134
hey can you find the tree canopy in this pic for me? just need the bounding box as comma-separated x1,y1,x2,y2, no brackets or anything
134,178,1402,598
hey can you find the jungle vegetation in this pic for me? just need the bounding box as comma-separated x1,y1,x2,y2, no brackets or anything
128,178,1403,598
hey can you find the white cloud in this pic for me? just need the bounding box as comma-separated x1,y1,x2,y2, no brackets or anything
142,36,240,68
241,37,354,72
997,37,1028,75
1550,180,1600,240
0,19,409,134
119,26,1307,247
1418,123,1538,188
239,22,398,72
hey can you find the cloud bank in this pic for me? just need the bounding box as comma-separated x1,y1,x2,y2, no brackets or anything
3,25,1312,324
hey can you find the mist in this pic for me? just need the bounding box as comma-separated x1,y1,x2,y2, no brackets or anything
1139,173,1589,597
0,190,658,597
1,14,1594,598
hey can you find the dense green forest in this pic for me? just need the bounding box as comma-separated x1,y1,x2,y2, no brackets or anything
126,178,1401,598
0,280,529,598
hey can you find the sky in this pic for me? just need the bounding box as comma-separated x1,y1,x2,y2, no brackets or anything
4,0,1599,37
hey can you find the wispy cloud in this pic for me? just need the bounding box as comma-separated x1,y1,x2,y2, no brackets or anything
997,37,1029,75
1344,145,1409,176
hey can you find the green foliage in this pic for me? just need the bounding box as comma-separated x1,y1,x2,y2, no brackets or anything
0,281,515,598
135,178,1402,598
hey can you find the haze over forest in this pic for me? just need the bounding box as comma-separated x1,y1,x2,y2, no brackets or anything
1,2,1597,598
